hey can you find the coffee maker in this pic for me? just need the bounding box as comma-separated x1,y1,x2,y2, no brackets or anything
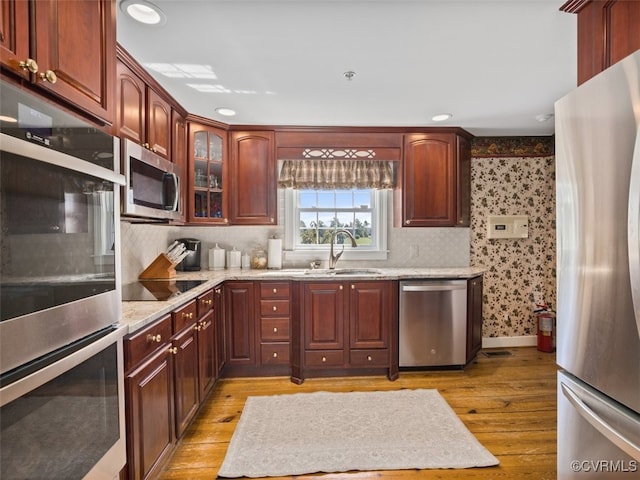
175,238,201,271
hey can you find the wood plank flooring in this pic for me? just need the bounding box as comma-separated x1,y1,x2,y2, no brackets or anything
158,347,557,480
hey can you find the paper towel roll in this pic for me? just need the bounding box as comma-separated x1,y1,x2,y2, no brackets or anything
267,238,282,269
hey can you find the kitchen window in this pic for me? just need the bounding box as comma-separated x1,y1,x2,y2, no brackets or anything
283,188,389,261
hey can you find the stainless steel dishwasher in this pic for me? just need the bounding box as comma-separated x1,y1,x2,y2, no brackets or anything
399,280,468,367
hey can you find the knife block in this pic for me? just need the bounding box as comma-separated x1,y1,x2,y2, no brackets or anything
139,253,178,280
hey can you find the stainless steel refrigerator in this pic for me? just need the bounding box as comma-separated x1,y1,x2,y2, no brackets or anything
555,50,640,478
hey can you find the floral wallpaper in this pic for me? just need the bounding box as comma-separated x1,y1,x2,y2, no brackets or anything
470,137,556,338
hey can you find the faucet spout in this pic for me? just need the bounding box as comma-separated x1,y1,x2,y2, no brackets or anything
329,229,357,269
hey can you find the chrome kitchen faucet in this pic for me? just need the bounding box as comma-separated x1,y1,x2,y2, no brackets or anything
328,229,357,269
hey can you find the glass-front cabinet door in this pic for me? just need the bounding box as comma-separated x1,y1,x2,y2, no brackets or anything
188,123,228,223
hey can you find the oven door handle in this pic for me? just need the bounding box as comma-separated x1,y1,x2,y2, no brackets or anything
0,324,127,406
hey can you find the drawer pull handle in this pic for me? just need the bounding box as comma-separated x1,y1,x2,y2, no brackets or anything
169,347,178,355
146,334,162,343
272,288,277,294
351,284,355,289
183,312,193,319
272,352,278,358
339,285,343,290
272,306,277,311
39,69,57,84
273,327,278,333
367,355,373,362
322,356,327,363
19,58,39,73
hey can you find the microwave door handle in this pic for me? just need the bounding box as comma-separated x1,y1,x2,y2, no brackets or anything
628,127,640,339
170,173,179,211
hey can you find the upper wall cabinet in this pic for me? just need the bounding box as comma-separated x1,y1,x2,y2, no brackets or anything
0,0,116,125
188,122,228,224
229,130,277,225
400,131,471,227
561,0,640,85
116,54,172,160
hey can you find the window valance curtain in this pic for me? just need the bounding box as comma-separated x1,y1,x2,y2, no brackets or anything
278,159,395,190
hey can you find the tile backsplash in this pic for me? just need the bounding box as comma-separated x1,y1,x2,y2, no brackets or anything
120,222,470,284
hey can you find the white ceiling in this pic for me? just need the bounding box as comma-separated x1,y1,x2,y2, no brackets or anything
116,0,577,136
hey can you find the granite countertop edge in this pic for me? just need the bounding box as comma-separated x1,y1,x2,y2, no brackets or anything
120,267,485,335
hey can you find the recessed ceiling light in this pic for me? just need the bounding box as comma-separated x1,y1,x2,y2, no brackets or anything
432,113,453,122
215,108,236,117
120,0,167,26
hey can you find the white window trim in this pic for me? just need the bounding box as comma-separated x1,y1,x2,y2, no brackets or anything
282,188,389,263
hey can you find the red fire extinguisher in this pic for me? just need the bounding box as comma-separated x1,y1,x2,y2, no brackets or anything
535,303,556,353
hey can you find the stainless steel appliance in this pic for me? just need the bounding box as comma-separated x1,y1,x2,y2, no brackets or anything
398,280,467,367
0,80,126,479
555,50,640,478
121,138,182,221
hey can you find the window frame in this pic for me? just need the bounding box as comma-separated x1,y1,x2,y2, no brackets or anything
283,188,389,262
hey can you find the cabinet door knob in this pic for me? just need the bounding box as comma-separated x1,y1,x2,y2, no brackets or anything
351,284,355,289
169,347,178,355
272,306,277,311
339,285,343,290
146,334,162,343
322,356,327,363
273,327,278,333
39,70,57,84
272,352,278,358
272,288,277,294
367,355,373,362
19,58,38,73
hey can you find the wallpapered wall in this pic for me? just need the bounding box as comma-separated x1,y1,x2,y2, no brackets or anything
470,137,556,338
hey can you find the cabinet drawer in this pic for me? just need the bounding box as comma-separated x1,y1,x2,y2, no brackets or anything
260,299,290,316
350,349,389,367
260,318,290,341
260,343,290,365
173,299,197,332
197,290,214,317
260,282,290,299
124,314,172,371
304,350,344,367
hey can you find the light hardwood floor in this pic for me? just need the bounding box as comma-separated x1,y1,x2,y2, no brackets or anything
159,347,557,480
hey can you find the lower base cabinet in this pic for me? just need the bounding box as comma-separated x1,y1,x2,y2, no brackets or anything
123,289,219,480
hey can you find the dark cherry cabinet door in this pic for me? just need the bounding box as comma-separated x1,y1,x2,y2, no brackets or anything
0,0,30,81
403,133,456,226
466,276,483,363
116,59,146,145
172,110,188,222
214,287,226,376
197,308,216,400
224,282,256,365
349,281,390,350
126,347,175,480
302,282,346,351
229,131,276,225
32,0,115,124
147,88,171,159
456,135,471,227
172,324,199,438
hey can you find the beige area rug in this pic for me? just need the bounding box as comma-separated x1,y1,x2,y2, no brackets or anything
217,389,499,478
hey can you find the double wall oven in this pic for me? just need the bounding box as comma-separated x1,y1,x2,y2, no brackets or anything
0,81,127,479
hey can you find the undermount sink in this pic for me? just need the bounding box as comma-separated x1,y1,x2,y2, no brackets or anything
305,268,383,276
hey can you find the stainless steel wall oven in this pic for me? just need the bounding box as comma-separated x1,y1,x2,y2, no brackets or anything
0,81,127,479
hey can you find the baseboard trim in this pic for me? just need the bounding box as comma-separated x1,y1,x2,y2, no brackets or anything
482,335,537,348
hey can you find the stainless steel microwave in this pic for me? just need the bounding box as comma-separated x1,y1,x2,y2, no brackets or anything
122,138,182,221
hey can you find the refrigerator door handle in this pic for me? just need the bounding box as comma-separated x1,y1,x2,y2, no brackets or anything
560,382,640,460
629,127,640,339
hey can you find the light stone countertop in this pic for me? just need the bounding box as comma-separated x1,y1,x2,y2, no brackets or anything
120,267,484,335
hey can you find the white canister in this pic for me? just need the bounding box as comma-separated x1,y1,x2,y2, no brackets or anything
208,244,225,270
227,247,241,268
241,253,251,269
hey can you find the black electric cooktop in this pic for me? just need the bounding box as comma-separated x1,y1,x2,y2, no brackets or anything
121,280,206,301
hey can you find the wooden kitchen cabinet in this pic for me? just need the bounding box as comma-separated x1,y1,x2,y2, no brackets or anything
124,315,175,480
214,286,226,377
224,281,256,368
188,122,228,223
196,289,216,400
258,281,292,373
561,0,640,85
401,132,471,227
0,0,115,125
466,275,483,363
172,109,188,222
292,280,398,383
229,130,277,225
116,53,172,160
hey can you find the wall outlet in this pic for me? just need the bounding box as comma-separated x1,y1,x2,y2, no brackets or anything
410,245,419,258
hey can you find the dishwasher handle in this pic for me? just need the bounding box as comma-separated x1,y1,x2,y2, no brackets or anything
402,283,466,292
